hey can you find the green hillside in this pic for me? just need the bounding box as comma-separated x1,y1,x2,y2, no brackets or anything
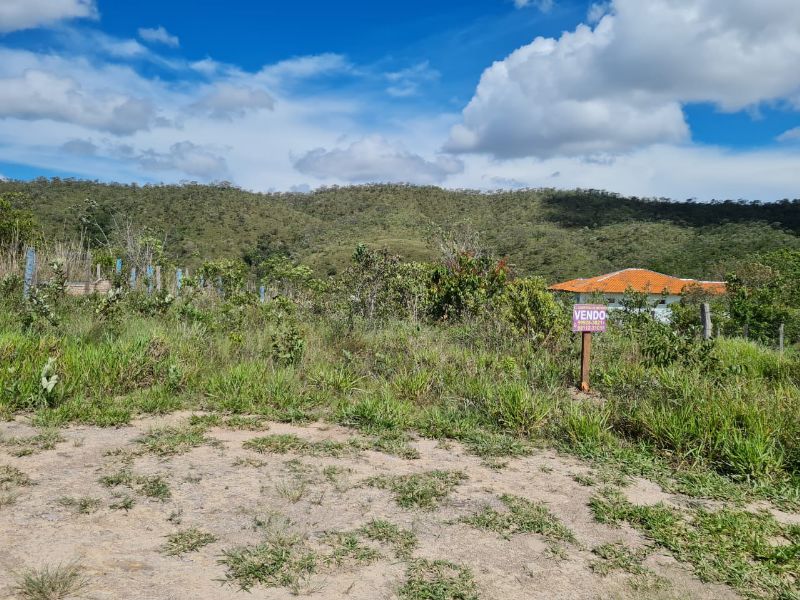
3,178,799,282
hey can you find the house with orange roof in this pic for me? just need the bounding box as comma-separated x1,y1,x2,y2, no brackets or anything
549,268,726,320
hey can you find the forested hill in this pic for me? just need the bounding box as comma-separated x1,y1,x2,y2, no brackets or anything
3,178,800,282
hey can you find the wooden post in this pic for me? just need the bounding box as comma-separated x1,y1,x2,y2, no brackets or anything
96,263,101,280
580,332,592,392
155,266,162,292
23,247,36,298
701,303,712,340
779,323,785,354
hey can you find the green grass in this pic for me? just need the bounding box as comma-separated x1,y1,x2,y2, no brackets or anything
244,434,353,457
137,475,171,501
0,464,31,489
162,528,217,556
589,487,800,599
136,423,211,456
399,559,479,600
590,541,649,576
219,533,318,593
461,494,576,544
359,519,418,559
322,532,382,566
12,562,88,600
1,429,63,457
58,496,101,515
367,471,467,510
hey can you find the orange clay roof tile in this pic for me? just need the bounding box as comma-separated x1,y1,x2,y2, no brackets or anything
548,268,726,295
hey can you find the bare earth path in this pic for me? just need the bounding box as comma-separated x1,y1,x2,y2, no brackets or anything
0,414,742,599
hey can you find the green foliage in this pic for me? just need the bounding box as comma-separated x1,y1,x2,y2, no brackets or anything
367,470,467,510
590,488,800,599
0,193,36,246
429,252,509,321
399,559,479,600
461,494,576,543
162,528,217,556
493,276,569,342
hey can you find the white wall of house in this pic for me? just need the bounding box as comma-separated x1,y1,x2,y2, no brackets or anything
575,292,682,321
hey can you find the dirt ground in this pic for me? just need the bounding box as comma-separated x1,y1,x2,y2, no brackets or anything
0,413,743,599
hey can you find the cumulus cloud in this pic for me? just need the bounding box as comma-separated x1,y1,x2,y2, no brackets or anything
189,84,275,120
447,0,800,158
293,136,463,184
137,141,228,179
0,0,97,33
138,26,179,48
0,70,157,135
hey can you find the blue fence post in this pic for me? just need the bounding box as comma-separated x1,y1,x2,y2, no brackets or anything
147,265,154,295
176,268,183,291
23,247,36,299
130,267,137,289
115,258,122,275
259,285,266,303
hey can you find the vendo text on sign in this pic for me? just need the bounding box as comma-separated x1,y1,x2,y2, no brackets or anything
572,304,607,333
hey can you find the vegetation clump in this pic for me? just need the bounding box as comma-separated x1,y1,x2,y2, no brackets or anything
162,528,217,556
461,494,576,543
399,559,479,600
367,470,467,510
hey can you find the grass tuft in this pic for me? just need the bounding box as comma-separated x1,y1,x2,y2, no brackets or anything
162,528,217,556
219,532,318,593
461,494,576,543
12,562,88,600
399,559,479,600
359,519,418,559
367,470,467,510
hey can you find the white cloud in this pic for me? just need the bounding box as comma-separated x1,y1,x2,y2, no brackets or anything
445,144,800,201
137,141,228,179
777,127,800,142
0,0,97,33
514,0,554,11
258,54,351,84
293,136,463,184
586,2,610,23
190,84,274,120
138,26,179,48
448,0,800,159
0,70,157,135
385,61,439,97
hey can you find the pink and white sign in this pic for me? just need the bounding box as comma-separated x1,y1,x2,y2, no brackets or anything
572,304,607,333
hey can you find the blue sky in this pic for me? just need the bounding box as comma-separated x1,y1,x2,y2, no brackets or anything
0,0,799,200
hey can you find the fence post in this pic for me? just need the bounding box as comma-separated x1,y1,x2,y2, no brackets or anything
115,258,122,275
95,263,101,280
779,323,785,354
259,285,266,303
176,268,183,291
23,247,36,299
155,266,162,292
147,265,154,295
130,267,137,289
701,303,712,340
